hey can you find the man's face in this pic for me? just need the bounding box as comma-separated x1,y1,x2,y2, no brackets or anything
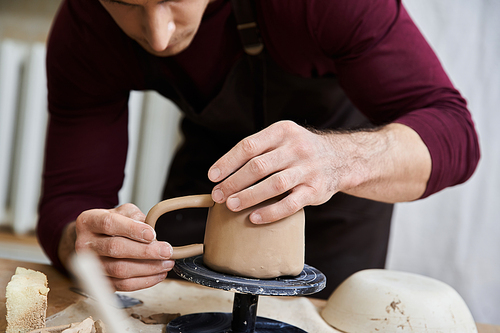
99,0,212,57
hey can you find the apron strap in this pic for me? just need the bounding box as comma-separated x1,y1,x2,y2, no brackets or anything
231,0,267,130
231,0,263,56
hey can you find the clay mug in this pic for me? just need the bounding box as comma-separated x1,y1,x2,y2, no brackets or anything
145,194,305,279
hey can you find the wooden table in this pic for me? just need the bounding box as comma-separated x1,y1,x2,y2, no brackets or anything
1,258,499,332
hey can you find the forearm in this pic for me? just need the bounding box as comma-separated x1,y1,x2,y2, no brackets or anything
39,94,129,272
331,123,431,203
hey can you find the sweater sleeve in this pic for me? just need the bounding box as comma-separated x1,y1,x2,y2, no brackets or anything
38,101,129,272
38,0,134,271
311,0,480,197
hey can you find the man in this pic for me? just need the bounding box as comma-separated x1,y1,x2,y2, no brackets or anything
38,0,480,298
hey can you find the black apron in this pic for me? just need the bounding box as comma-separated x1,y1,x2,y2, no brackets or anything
154,0,394,299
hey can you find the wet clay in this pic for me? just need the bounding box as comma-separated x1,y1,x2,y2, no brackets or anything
170,244,204,260
145,194,305,279
203,197,304,278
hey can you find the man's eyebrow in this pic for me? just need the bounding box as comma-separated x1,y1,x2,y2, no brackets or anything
102,0,139,6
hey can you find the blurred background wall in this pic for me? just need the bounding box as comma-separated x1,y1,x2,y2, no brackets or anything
387,0,500,325
0,0,498,325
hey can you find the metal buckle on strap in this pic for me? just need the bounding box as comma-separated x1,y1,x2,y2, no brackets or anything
231,0,264,56
237,22,258,30
236,21,263,55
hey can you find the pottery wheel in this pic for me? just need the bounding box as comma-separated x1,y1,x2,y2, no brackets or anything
167,255,326,333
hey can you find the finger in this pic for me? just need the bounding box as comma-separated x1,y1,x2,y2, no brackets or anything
84,238,173,260
208,123,288,184
101,257,174,279
215,148,290,207
78,210,156,244
249,187,311,224
110,271,169,292
226,166,302,212
113,203,146,222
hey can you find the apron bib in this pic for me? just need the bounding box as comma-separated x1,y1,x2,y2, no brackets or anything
154,1,393,298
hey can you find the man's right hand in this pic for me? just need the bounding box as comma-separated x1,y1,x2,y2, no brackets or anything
59,203,174,291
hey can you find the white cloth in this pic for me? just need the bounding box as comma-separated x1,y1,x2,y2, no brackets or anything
387,0,500,325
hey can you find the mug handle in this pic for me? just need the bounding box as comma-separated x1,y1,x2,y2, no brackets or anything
145,194,215,259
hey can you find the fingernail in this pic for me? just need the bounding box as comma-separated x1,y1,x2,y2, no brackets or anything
250,213,262,224
227,197,241,210
208,167,221,181
142,228,156,242
212,188,224,202
159,243,173,258
162,260,175,269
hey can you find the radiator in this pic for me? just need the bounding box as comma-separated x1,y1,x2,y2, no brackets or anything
0,39,181,235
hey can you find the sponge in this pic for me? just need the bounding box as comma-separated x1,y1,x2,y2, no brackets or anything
6,267,50,333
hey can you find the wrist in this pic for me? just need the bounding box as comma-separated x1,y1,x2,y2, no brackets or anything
316,125,391,190
316,123,431,202
58,221,77,270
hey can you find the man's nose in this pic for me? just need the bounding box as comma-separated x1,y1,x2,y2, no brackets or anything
143,6,175,52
